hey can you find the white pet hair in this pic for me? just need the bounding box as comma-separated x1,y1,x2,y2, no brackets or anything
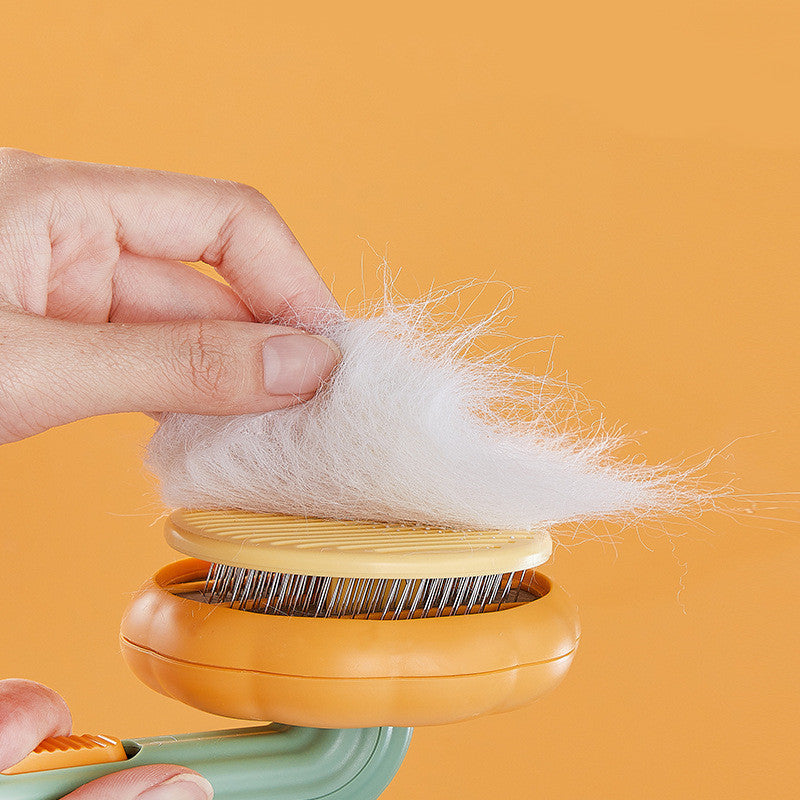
147,287,706,531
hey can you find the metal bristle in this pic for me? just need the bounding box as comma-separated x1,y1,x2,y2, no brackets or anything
193,565,538,619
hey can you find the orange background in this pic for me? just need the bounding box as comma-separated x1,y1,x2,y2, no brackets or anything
1,3,798,798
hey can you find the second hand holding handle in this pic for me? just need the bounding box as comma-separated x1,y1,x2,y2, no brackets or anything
0,725,412,800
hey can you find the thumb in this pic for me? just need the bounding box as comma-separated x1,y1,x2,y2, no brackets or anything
0,311,340,442
0,680,213,799
61,765,213,800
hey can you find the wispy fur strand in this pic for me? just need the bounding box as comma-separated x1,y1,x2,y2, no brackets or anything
147,288,706,531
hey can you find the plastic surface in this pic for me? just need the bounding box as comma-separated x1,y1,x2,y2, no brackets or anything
120,559,580,727
1,735,127,775
166,508,553,577
0,725,412,800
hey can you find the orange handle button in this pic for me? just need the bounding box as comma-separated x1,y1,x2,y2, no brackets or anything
1,734,128,775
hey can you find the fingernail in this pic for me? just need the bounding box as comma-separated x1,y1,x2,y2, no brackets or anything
136,773,214,800
262,333,341,396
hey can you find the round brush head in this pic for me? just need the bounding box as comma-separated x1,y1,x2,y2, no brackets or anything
120,509,580,728
165,508,553,619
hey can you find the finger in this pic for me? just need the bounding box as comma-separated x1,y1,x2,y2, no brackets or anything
0,680,71,771
61,764,213,800
0,312,341,442
28,153,340,326
109,254,255,324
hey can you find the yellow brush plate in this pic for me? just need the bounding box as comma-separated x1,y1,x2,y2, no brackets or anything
165,509,552,579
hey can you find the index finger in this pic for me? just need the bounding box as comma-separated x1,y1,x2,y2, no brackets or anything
43,156,341,327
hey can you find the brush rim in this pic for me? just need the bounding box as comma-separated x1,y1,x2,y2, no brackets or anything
165,508,552,578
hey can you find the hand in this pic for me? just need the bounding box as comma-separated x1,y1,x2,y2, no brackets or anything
0,680,213,799
0,149,342,444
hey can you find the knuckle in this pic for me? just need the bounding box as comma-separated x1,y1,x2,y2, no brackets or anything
0,150,53,217
231,180,272,209
0,147,34,166
231,182,283,226
177,322,241,402
0,148,40,181
202,183,279,267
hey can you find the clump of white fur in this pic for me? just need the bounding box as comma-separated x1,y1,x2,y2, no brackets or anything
147,289,704,531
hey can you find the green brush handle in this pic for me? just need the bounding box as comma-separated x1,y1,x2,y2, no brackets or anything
0,725,412,800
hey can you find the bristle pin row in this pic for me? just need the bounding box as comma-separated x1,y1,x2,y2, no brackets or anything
167,510,551,619
200,563,537,619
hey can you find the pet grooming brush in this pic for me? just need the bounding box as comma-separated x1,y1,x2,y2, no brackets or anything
1,509,578,800
119,509,579,728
